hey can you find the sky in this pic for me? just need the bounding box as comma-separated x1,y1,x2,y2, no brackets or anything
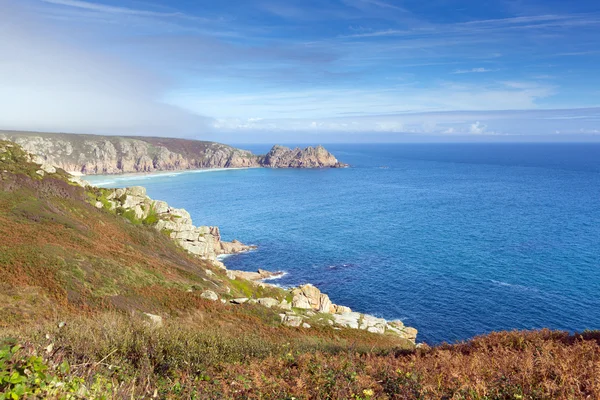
1,0,599,143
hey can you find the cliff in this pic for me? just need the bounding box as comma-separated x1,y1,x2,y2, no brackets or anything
0,130,347,174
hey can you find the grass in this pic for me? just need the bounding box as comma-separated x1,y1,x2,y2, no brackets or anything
2,319,600,399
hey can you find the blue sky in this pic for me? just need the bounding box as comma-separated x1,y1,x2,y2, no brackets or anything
1,0,599,142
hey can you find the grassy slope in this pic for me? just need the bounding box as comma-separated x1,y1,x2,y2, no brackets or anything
1,140,600,399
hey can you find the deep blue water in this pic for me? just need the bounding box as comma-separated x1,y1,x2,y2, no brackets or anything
86,143,600,344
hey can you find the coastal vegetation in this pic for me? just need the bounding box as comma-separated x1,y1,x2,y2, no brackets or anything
2,140,600,399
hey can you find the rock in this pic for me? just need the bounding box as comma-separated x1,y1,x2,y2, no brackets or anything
259,145,348,168
257,298,279,308
318,294,333,313
226,270,236,280
332,312,361,329
290,284,335,313
200,291,219,301
292,293,312,309
230,298,249,304
153,200,169,214
220,240,256,255
360,315,387,334
281,314,303,327
278,300,292,310
334,305,352,314
205,269,215,277
389,320,405,329
122,195,146,209
302,323,311,329
231,269,283,281
144,313,163,327
95,201,103,209
128,186,146,197
400,327,418,342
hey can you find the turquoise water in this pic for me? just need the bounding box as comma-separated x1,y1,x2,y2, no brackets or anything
86,143,600,344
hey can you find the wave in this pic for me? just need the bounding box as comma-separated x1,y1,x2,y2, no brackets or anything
490,280,539,292
261,271,289,282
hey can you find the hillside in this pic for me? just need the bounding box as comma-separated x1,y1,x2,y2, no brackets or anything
1,140,600,399
0,130,347,174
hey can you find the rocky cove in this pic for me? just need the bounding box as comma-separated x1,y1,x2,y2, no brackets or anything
87,184,418,343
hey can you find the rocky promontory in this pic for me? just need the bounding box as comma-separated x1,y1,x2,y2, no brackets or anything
92,186,255,260
89,183,417,343
259,145,347,168
0,130,346,174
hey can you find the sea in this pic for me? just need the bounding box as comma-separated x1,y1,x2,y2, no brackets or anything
86,143,600,344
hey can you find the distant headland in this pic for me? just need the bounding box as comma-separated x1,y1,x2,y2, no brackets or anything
0,130,348,175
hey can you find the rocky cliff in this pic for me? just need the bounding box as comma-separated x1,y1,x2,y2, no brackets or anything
90,185,255,260
0,131,346,174
87,182,417,342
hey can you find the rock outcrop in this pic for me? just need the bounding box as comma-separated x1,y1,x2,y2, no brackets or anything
287,284,418,342
230,269,285,281
259,145,347,168
98,186,255,260
0,131,346,174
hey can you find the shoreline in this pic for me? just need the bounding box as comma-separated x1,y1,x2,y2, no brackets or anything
84,167,254,186
91,181,418,343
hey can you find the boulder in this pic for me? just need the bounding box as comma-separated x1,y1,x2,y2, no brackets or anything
281,314,303,327
291,284,335,313
230,298,249,304
332,312,361,329
200,291,219,301
257,298,279,308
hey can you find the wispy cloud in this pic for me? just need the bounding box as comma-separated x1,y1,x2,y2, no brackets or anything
341,13,600,38
39,0,190,18
453,68,496,74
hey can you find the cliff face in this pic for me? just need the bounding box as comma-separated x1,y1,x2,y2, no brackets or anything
94,185,255,260
0,131,346,174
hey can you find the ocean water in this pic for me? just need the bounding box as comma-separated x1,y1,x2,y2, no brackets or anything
86,143,600,344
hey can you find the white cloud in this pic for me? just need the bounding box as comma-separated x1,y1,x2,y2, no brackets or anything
469,121,487,134
453,68,495,74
